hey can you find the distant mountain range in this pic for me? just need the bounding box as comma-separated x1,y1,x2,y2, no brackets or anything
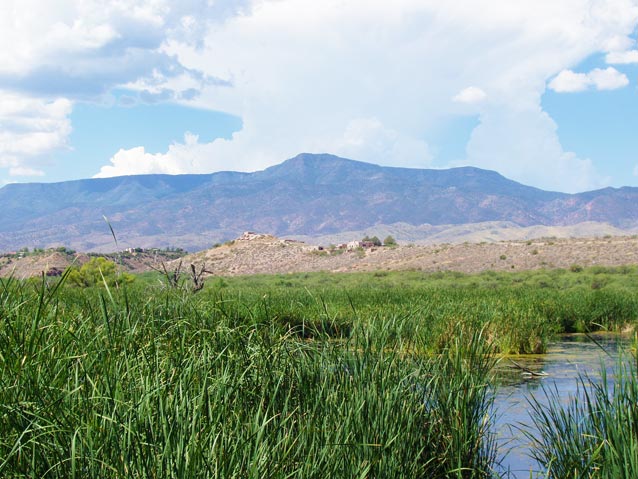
1,153,637,252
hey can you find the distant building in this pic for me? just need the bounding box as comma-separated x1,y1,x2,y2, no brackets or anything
346,241,361,251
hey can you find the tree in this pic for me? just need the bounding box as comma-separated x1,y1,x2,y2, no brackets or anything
361,235,382,246
383,235,397,246
67,257,134,288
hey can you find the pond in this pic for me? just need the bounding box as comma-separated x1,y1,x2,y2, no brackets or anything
493,333,633,478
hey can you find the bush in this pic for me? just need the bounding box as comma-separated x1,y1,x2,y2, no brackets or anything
67,257,134,288
383,235,397,246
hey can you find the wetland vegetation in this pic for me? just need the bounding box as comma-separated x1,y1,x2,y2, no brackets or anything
1,265,638,477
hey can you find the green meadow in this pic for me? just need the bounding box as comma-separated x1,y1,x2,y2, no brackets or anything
2,265,638,477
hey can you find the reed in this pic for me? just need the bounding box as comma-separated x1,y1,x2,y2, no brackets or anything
525,354,638,478
0,278,500,478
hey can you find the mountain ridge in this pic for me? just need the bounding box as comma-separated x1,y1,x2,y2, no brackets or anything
1,153,637,252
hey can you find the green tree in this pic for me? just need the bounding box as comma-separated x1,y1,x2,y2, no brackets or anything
67,257,134,288
361,235,382,246
383,235,397,246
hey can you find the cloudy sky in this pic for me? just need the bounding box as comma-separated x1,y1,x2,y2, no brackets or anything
1,0,638,193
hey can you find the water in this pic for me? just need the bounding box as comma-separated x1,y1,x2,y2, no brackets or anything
493,334,632,478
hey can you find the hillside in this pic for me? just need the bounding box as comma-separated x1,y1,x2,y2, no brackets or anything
2,232,638,279
180,232,638,277
1,153,638,252
0,248,186,280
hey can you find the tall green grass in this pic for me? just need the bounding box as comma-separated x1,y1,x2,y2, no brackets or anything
0,277,500,478
3,264,638,477
526,354,638,478
156,268,638,354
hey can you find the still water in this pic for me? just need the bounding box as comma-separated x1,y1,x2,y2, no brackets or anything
493,334,632,478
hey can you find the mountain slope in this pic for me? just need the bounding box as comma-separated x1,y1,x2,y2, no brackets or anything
1,153,637,252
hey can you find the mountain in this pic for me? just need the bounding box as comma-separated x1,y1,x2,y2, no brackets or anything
1,153,637,252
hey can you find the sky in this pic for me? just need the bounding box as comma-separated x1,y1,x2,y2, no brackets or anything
1,1,638,193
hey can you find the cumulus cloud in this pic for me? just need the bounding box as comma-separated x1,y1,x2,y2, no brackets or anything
0,0,237,100
94,132,223,177
464,106,606,193
606,50,638,64
0,91,72,173
548,70,591,92
329,118,433,169
95,125,295,178
548,67,629,92
589,67,630,90
453,87,487,104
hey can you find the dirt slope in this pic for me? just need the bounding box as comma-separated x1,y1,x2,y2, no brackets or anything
180,232,638,276
3,233,637,279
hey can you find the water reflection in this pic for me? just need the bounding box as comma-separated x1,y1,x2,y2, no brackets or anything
493,334,631,478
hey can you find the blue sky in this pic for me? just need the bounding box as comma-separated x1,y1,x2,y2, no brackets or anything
542,55,638,186
49,97,242,182
1,1,638,193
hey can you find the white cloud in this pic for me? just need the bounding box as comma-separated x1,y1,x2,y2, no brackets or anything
0,91,72,171
589,67,630,89
94,132,255,177
601,34,634,53
606,50,638,64
464,106,606,193
0,0,237,99
453,87,487,104
95,133,203,177
548,70,591,92
329,118,433,169
548,67,628,92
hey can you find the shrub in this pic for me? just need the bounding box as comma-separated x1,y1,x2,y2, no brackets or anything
67,257,134,288
383,235,397,246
